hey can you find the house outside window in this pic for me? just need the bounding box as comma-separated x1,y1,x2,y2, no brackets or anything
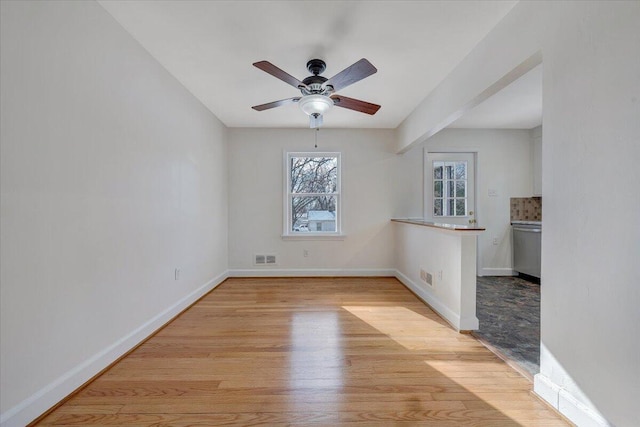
285,152,341,236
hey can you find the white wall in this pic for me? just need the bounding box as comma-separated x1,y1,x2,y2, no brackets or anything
395,129,532,276
394,222,480,331
0,2,228,425
391,149,424,220
396,2,640,425
539,3,639,425
228,128,396,275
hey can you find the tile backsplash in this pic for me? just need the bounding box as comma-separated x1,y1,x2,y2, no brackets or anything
510,197,542,221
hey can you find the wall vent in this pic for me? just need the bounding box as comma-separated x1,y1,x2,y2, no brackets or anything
420,269,434,287
255,254,277,266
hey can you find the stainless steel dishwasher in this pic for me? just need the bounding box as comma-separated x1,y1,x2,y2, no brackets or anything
512,221,541,278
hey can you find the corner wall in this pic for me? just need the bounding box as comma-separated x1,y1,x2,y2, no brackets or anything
396,2,640,425
0,2,228,425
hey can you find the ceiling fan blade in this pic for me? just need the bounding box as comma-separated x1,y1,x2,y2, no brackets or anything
253,61,305,89
331,95,380,115
252,97,300,111
325,58,377,92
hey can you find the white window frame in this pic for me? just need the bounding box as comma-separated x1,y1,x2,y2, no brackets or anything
432,160,468,218
283,152,343,240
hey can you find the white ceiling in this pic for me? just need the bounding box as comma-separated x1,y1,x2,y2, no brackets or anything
98,1,519,129
449,64,542,129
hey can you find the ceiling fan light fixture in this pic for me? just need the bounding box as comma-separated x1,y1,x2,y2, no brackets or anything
309,113,323,128
298,94,334,117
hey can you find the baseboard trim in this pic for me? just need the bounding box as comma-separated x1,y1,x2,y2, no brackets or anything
228,268,396,277
228,268,474,331
202,269,477,332
394,270,469,331
534,373,611,427
479,267,515,276
1,271,229,427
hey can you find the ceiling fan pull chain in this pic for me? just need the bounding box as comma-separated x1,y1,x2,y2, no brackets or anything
314,127,319,148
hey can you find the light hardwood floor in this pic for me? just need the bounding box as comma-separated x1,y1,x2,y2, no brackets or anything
35,277,569,426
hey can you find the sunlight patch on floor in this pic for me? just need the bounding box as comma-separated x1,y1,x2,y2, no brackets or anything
341,305,446,350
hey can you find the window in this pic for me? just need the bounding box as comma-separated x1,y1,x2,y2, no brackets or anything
433,160,467,217
285,152,341,236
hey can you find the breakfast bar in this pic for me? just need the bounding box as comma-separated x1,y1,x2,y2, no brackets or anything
392,218,485,331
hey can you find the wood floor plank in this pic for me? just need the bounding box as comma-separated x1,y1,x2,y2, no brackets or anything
33,277,568,426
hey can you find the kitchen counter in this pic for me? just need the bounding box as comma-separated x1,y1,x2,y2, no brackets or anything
391,218,486,232
511,220,542,226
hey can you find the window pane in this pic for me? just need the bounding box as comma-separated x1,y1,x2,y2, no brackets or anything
434,164,443,179
447,180,454,197
432,159,469,219
445,164,454,179
434,198,443,216
290,157,337,194
434,180,443,197
291,196,336,232
448,199,455,216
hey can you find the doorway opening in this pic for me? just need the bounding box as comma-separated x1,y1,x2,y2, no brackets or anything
473,274,540,380
442,61,543,380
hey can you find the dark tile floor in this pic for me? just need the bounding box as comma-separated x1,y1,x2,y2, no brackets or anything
474,275,540,377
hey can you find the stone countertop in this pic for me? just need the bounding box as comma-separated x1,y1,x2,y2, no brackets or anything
511,220,542,226
391,218,486,231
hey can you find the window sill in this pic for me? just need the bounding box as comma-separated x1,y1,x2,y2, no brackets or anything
281,234,346,241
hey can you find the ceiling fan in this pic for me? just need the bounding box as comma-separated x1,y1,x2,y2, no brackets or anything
252,58,381,127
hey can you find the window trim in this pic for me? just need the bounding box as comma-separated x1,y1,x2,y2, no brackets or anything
283,151,343,239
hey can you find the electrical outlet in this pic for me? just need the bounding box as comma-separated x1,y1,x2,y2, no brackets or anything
493,237,499,245
303,249,309,258
174,268,181,280
438,270,443,281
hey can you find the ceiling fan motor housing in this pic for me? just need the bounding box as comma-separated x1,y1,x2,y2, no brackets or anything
302,75,328,94
303,59,330,94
